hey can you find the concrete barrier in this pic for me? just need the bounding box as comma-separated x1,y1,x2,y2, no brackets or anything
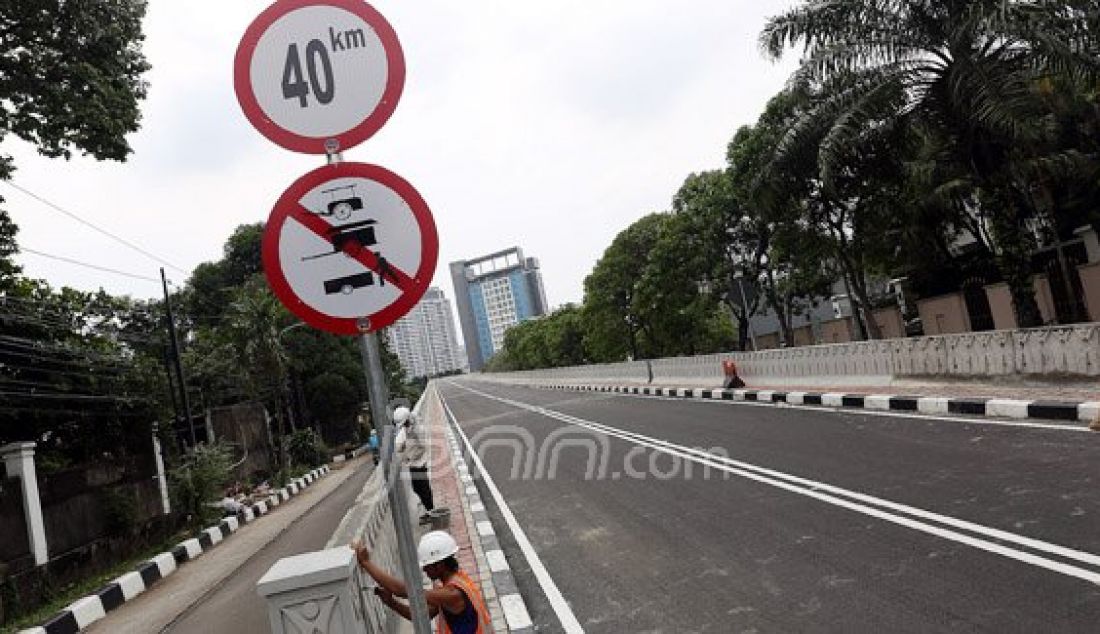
479,323,1100,388
321,467,418,634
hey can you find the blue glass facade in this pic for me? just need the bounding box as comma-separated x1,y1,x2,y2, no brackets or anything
469,282,494,358
509,270,533,320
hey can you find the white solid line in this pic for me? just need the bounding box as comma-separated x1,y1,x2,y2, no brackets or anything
455,383,1100,584
551,409,1100,569
440,395,585,634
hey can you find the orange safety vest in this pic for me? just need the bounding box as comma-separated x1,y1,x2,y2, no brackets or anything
436,569,492,634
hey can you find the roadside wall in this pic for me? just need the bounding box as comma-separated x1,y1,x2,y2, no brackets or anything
481,323,1100,388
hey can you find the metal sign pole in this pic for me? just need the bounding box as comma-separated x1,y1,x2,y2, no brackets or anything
358,331,433,634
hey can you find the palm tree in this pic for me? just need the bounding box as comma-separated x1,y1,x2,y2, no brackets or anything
761,0,1098,328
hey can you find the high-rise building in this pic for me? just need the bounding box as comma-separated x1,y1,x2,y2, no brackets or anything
450,247,548,371
386,287,467,379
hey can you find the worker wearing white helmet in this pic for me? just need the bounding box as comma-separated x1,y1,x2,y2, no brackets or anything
394,405,434,519
353,531,491,634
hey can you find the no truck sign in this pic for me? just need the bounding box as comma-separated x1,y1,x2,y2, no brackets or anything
262,163,438,335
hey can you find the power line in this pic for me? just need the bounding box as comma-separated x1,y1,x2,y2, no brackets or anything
0,390,144,403
3,180,188,274
19,247,163,284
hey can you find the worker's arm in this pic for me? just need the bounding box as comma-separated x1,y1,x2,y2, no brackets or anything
354,542,466,614
354,542,408,596
376,588,441,621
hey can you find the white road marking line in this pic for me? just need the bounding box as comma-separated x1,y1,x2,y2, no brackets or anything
440,394,585,634
454,382,1100,585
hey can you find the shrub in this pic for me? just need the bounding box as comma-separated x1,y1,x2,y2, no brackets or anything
286,428,326,468
168,442,232,528
99,487,138,537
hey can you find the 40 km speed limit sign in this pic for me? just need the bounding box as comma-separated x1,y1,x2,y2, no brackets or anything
234,0,405,154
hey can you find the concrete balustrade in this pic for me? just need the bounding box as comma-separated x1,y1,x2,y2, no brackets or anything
482,323,1100,388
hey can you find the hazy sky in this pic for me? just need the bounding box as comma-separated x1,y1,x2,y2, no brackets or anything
6,0,800,309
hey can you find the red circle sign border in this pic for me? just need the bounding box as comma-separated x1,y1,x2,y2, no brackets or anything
262,163,438,335
234,0,406,155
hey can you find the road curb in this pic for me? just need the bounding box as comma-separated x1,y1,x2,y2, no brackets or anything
546,384,1100,426
19,466,333,634
436,391,536,634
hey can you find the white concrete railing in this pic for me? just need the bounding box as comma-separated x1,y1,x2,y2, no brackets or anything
257,464,417,634
332,468,416,633
482,323,1100,388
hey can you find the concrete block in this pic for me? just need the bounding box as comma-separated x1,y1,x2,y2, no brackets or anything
66,596,106,630
757,390,774,402
224,516,240,533
822,393,846,407
486,550,509,572
500,594,533,629
986,399,1031,419
179,538,203,560
786,392,806,405
152,552,177,579
917,397,950,414
865,395,892,410
113,571,145,601
1079,402,1100,423
203,527,224,546
256,548,361,634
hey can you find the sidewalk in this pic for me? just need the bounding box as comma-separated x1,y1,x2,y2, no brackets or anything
422,386,535,633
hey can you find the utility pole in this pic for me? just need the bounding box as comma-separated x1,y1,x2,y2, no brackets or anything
161,268,196,446
737,276,759,351
359,326,432,634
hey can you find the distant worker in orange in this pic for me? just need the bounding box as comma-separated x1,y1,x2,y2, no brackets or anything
352,531,491,634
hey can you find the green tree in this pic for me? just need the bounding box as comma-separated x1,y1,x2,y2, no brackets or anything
0,209,19,291
638,211,737,356
0,0,151,177
670,170,763,351
0,0,156,464
495,305,588,371
761,0,1099,328
582,214,667,361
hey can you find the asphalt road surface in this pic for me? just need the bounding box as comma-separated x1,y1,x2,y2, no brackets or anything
164,461,375,633
438,379,1100,634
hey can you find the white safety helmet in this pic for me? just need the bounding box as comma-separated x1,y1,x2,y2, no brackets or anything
417,531,458,567
392,406,411,425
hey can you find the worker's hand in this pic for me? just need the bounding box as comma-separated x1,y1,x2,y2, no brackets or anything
350,539,370,567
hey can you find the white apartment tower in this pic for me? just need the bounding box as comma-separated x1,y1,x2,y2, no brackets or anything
386,287,467,378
